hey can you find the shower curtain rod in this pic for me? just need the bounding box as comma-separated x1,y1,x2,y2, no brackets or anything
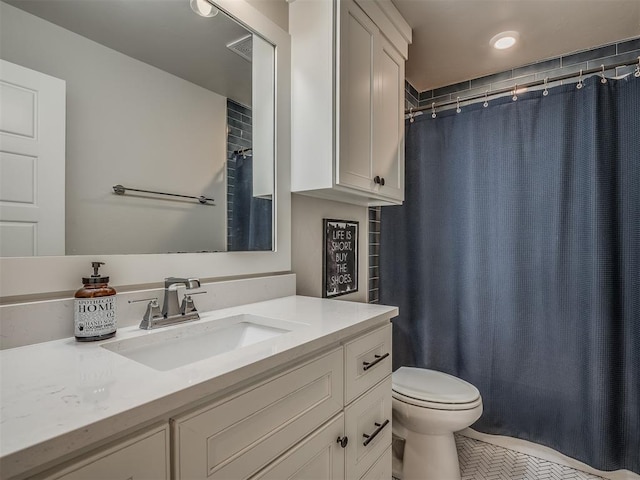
406,57,640,114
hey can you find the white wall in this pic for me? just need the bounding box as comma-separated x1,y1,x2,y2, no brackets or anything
0,3,227,255
246,0,289,32
292,194,369,303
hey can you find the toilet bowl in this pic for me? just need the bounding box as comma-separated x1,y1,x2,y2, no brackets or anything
392,367,483,480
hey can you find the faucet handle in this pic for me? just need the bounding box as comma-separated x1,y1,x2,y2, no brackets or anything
129,297,158,304
180,291,206,315
132,298,164,330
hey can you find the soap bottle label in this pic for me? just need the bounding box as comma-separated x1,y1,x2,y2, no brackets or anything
74,297,117,338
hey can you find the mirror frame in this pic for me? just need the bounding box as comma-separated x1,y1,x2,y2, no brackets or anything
0,0,291,299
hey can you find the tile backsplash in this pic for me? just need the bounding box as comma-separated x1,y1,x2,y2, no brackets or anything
414,36,640,109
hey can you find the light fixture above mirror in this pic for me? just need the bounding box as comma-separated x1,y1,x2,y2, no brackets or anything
190,0,219,18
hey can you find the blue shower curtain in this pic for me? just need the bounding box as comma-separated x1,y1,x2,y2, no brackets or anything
229,153,272,251
380,75,639,472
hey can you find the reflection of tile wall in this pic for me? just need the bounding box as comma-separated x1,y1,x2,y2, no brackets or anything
369,36,640,304
226,100,252,249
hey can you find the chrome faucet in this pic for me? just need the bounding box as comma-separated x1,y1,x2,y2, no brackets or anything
137,277,205,330
161,277,201,318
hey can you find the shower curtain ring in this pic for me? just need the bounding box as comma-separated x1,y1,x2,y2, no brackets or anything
512,85,518,101
634,56,640,78
409,107,415,123
577,69,584,89
456,97,461,113
543,78,549,96
600,65,608,84
431,102,437,119
483,91,489,108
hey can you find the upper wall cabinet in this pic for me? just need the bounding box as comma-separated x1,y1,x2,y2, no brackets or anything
290,0,411,206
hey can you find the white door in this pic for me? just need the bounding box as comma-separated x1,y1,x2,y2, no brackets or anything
0,59,65,256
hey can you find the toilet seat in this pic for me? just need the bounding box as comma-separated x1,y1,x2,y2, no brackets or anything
392,367,481,411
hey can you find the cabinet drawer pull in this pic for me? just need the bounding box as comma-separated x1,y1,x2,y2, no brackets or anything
337,436,349,448
362,352,389,371
362,419,389,446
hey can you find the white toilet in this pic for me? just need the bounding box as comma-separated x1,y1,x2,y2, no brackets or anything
392,367,483,480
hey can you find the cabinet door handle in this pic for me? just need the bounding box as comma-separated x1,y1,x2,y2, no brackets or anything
362,419,390,446
337,436,349,448
362,352,389,371
374,176,386,186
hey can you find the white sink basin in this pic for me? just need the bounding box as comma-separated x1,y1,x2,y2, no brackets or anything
102,314,297,371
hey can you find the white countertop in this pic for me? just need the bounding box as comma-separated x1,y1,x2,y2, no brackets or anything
0,295,397,478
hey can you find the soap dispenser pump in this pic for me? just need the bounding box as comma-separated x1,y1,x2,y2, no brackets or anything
74,261,117,341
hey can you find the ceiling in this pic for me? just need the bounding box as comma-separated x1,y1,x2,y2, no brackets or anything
391,0,640,92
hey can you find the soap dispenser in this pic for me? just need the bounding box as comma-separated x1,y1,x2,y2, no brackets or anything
74,261,117,341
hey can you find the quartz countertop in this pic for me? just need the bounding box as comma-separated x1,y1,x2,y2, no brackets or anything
0,295,397,478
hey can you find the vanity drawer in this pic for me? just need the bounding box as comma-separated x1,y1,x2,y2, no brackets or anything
42,424,169,480
172,347,344,480
345,376,392,480
344,323,392,404
360,445,392,480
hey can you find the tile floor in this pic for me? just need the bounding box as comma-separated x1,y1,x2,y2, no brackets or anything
456,434,605,480
393,434,606,480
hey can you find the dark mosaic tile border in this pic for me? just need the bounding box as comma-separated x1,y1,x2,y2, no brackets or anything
412,36,640,109
367,206,381,303
226,99,252,250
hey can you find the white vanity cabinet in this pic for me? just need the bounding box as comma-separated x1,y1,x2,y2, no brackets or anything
171,348,344,479
290,0,411,206
343,324,393,479
172,323,393,480
41,424,170,480
251,414,347,479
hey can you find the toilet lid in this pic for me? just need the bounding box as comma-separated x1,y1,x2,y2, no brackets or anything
392,367,480,404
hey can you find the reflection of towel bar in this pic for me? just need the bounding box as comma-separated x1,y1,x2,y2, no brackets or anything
112,184,214,205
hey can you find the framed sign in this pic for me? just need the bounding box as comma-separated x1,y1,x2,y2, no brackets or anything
323,219,358,298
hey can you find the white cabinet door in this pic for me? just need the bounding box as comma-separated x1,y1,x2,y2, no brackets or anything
337,0,404,203
373,35,404,202
360,446,392,480
290,0,409,206
250,414,346,480
173,348,343,479
43,425,169,480
0,59,65,256
337,0,378,193
344,377,392,480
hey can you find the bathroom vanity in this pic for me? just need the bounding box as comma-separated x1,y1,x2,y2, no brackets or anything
0,296,397,479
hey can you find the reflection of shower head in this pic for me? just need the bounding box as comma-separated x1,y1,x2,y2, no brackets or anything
227,35,252,62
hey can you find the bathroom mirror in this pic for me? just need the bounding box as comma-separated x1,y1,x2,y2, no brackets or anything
0,0,291,297
0,0,274,256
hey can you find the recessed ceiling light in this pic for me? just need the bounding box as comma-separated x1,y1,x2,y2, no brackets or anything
490,31,519,50
190,0,219,18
